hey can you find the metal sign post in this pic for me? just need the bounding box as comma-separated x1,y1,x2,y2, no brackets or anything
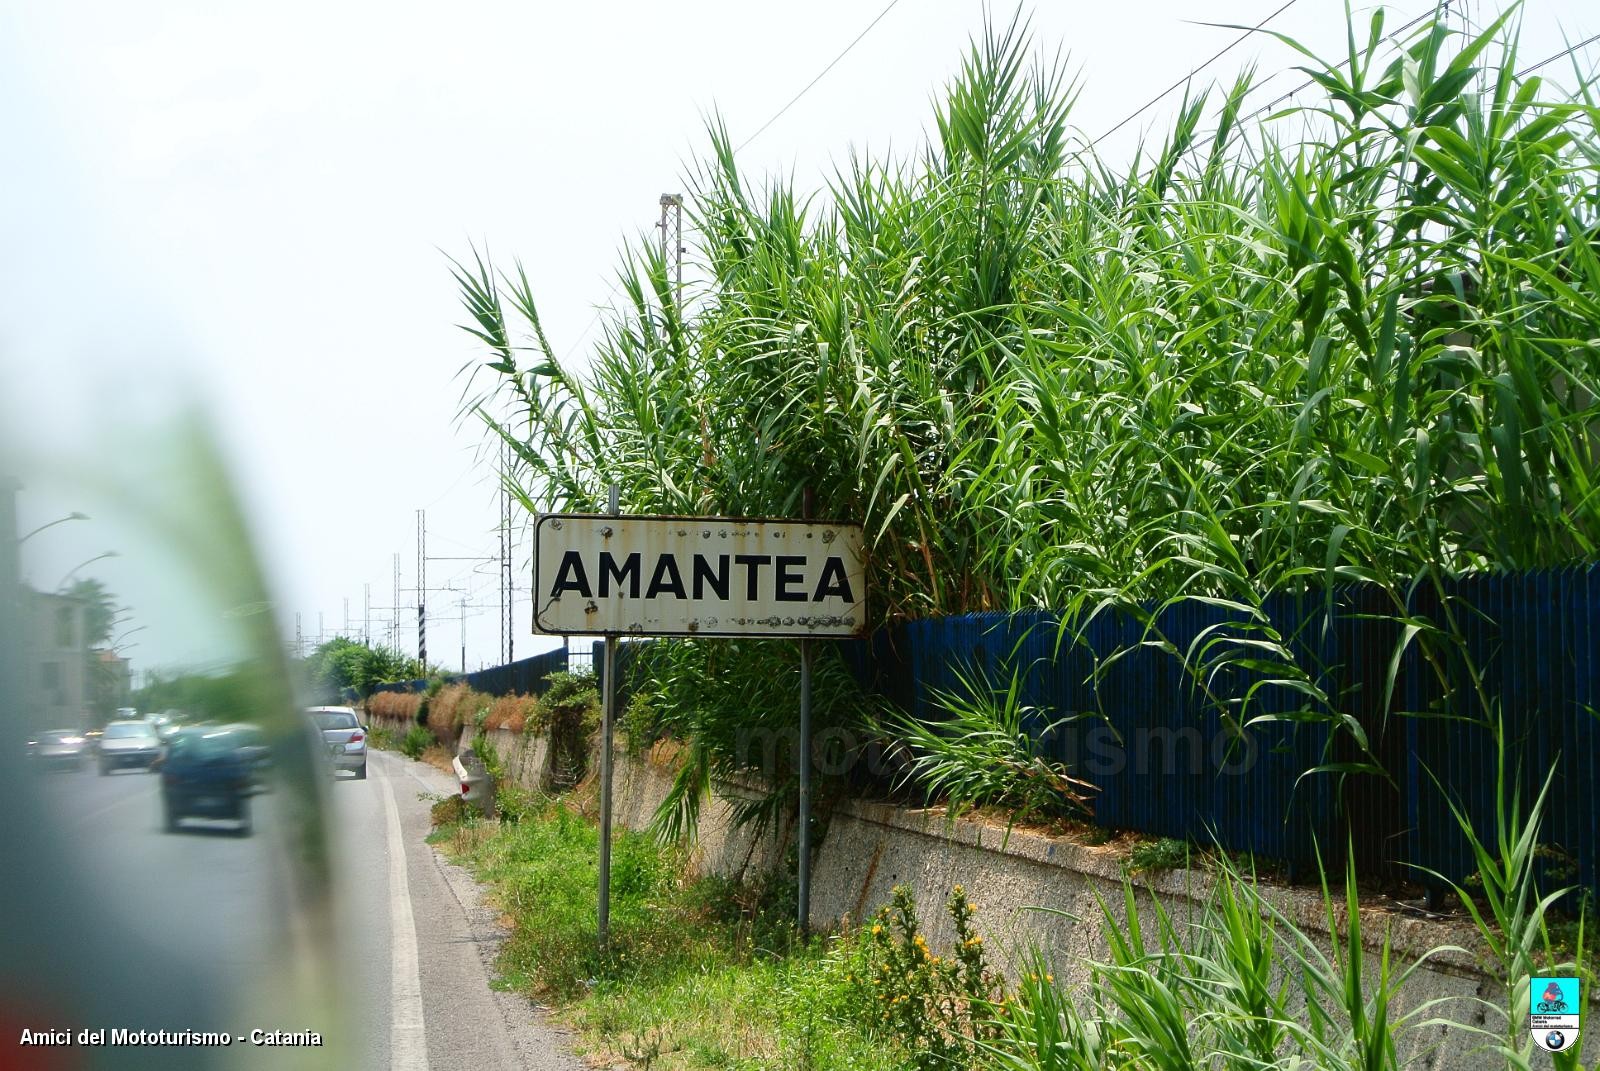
531,501,864,956
598,484,618,951
797,487,815,937
797,636,812,936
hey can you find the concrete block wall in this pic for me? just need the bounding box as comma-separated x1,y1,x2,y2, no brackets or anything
366,708,1588,1067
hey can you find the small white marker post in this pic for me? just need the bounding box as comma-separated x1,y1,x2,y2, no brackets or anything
597,482,619,951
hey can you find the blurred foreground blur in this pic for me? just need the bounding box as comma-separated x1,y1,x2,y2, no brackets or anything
1,417,350,1069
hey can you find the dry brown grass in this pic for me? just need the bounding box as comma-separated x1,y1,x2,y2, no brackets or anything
366,690,421,724
426,682,495,746
485,692,538,733
421,743,456,775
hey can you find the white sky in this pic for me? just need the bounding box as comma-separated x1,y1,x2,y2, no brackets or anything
2,0,1594,676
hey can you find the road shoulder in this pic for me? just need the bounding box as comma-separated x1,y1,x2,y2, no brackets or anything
380,750,586,1071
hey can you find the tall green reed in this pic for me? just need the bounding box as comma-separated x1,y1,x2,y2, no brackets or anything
455,4,1599,822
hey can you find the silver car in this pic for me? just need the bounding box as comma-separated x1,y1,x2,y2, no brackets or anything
307,707,367,779
27,729,88,771
98,720,161,774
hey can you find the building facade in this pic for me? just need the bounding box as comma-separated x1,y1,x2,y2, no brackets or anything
21,588,88,733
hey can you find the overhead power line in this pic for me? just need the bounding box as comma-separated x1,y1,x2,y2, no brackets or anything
557,0,908,368
1237,5,1438,125
735,0,906,153
1518,30,1600,78
1095,0,1303,144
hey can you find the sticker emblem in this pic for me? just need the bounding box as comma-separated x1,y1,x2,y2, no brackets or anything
1530,976,1580,1052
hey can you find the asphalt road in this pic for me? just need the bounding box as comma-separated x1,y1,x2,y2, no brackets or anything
17,746,583,1071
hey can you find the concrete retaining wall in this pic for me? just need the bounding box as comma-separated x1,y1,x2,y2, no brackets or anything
368,710,1587,1066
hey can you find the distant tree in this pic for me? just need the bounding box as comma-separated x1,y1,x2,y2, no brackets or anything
64,577,117,646
303,637,425,698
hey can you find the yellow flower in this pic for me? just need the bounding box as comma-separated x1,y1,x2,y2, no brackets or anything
1046,973,1055,984
872,924,883,936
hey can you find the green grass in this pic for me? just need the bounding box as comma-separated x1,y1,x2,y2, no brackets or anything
365,724,398,751
399,724,432,759
439,796,906,1071
435,769,1594,1071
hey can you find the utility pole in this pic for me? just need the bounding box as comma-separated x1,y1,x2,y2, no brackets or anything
416,510,427,669
318,611,325,645
294,613,303,658
658,193,683,312
460,593,467,674
392,552,401,652
363,583,370,646
343,596,350,637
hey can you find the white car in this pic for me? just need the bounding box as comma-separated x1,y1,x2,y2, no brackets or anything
98,720,161,774
307,707,367,779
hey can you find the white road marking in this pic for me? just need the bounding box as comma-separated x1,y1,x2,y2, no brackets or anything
381,760,432,1071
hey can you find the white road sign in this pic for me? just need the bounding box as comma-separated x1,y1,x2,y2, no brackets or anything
533,514,866,637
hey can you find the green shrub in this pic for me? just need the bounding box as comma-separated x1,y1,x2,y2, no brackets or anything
366,724,400,752
532,671,600,789
400,724,433,760
471,732,504,782
430,794,468,828
619,689,661,754
891,662,1092,823
857,885,1003,1070
493,784,543,825
1125,837,1191,876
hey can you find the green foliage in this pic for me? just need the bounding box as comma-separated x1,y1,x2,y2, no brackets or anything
302,636,425,699
430,794,468,828
891,662,1091,823
446,796,906,1071
620,688,662,754
856,886,1004,1071
400,724,433,760
455,795,680,1000
64,577,118,647
461,7,1600,778
630,639,870,847
472,731,504,782
530,670,600,789
1415,715,1592,1066
493,784,543,825
1124,837,1191,876
530,671,600,729
366,724,400,752
977,726,1596,1071
135,662,279,724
